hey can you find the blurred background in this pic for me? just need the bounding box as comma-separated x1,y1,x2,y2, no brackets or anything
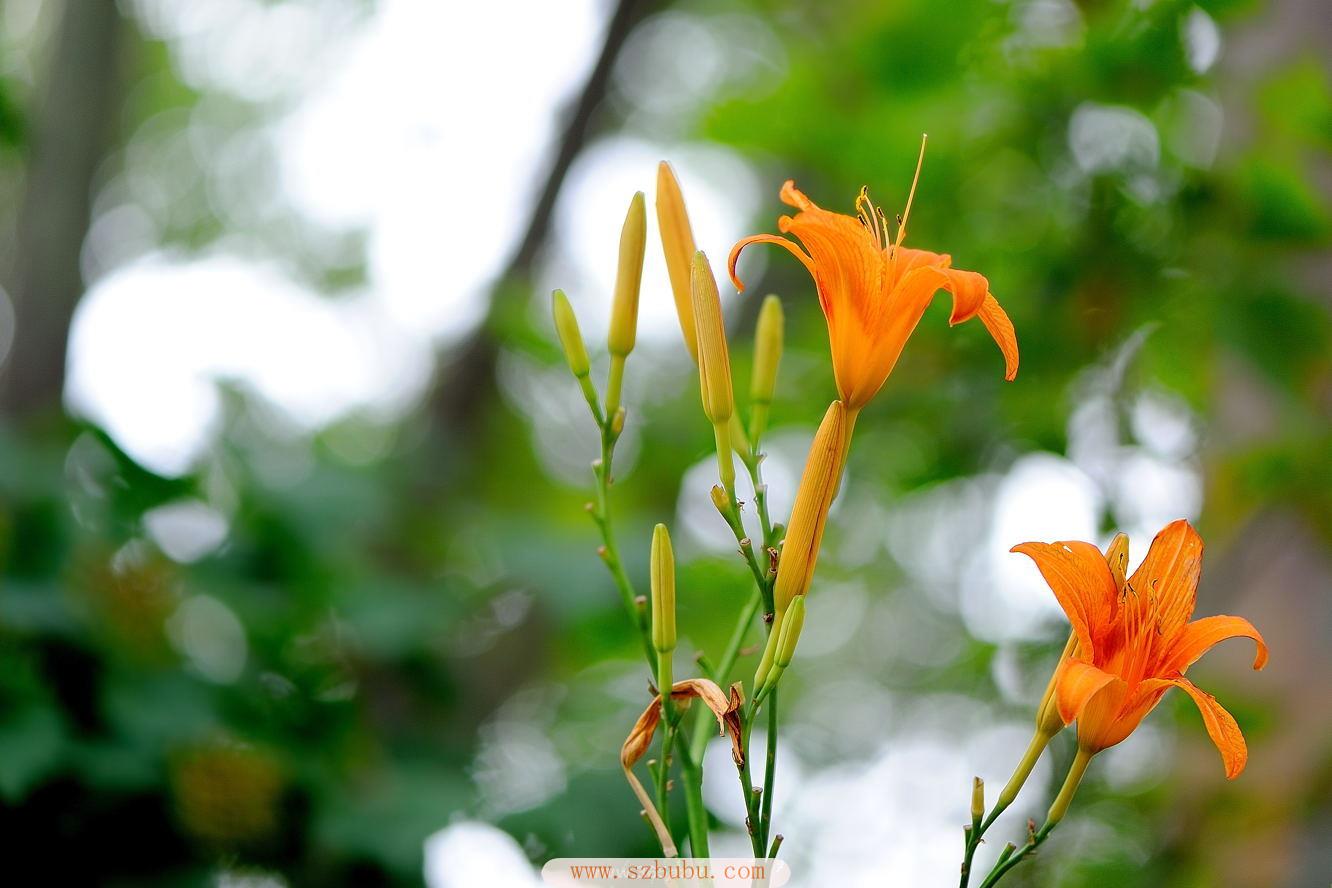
0,0,1328,885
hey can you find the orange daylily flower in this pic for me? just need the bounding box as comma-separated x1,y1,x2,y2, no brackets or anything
1013,519,1269,779
727,144,1018,410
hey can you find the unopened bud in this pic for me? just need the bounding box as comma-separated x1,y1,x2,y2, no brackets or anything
690,252,733,425
772,401,847,616
552,289,590,378
971,777,985,822
608,192,646,359
656,161,698,361
611,405,627,437
710,485,731,515
650,524,676,654
751,295,784,408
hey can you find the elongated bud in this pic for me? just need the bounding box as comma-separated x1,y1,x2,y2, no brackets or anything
772,401,847,616
611,406,627,438
971,777,985,823
552,289,590,378
751,295,783,408
656,161,698,361
773,594,805,669
692,251,737,491
1105,532,1129,593
651,524,676,654
608,192,646,358
691,252,733,424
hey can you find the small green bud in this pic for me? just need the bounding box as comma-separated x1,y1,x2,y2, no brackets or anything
650,524,676,654
751,295,783,407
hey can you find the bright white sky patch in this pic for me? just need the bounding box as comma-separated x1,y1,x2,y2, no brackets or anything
69,0,608,475
66,254,433,475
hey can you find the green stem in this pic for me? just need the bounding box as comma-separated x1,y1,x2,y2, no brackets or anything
590,428,655,671
733,710,764,858
960,728,1055,887
978,748,1093,888
654,724,675,841
676,740,710,857
759,689,778,851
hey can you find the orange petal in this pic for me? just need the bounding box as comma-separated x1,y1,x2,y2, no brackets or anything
728,233,816,293
1056,658,1121,726
1159,615,1269,675
939,267,990,325
1127,519,1202,636
1168,677,1250,779
1011,540,1120,656
976,293,1019,381
779,179,816,211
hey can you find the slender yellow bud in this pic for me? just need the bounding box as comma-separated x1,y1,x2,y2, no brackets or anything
608,192,646,358
605,192,646,420
971,777,985,823
610,405,626,438
692,251,736,491
690,252,733,424
710,485,730,515
656,161,698,361
551,289,590,378
650,524,676,654
772,401,847,616
750,295,784,408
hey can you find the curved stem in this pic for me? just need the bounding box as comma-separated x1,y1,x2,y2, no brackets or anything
978,748,1093,888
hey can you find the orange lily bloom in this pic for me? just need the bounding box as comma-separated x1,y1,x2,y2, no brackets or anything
727,146,1018,410
1013,519,1268,778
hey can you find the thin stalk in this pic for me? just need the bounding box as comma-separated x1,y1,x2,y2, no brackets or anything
590,427,655,671
676,740,710,857
960,728,1055,887
978,748,1093,888
654,724,675,841
733,710,764,858
759,689,778,850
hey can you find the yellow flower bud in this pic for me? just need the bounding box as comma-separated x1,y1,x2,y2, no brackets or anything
971,777,985,823
772,401,847,616
750,295,783,407
710,484,731,515
551,289,590,378
656,161,698,362
690,251,733,425
692,251,737,492
650,524,676,654
608,192,646,359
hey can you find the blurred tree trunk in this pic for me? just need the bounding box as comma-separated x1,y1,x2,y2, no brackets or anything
1,0,126,417
429,0,656,441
